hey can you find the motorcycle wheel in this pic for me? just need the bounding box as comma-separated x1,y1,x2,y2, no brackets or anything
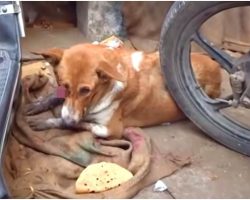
160,1,250,156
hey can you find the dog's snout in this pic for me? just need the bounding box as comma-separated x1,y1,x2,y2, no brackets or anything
63,117,77,126
61,104,81,125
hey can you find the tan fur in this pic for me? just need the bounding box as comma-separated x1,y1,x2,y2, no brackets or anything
40,44,221,138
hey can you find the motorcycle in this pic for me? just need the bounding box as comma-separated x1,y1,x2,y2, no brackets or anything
0,1,23,198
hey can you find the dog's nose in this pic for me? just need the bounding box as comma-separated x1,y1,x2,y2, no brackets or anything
61,104,80,125
62,117,77,126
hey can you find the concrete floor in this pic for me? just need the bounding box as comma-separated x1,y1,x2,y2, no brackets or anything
21,27,250,199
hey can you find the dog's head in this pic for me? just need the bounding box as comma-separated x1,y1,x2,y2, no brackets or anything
36,44,126,125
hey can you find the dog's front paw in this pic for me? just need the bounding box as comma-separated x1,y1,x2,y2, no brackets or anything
27,118,52,131
24,101,44,115
74,122,91,131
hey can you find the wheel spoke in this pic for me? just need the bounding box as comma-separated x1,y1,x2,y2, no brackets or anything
212,100,232,111
192,32,235,73
200,93,233,111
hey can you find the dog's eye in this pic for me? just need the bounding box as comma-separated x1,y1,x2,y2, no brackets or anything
63,83,69,90
62,83,70,95
79,86,91,95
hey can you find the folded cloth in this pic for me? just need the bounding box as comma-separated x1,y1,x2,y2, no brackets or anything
3,61,190,198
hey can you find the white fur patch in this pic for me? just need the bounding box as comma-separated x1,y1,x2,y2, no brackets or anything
113,80,125,92
87,101,120,125
105,40,121,48
86,81,124,126
92,41,99,45
131,51,143,71
61,105,70,119
89,124,109,138
89,81,124,115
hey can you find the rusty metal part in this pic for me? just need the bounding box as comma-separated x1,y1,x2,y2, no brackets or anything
229,54,250,109
229,71,245,107
241,96,250,108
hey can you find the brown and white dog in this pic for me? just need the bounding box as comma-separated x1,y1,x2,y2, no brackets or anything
26,42,221,139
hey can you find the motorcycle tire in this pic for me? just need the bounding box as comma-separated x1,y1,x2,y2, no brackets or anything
160,1,250,156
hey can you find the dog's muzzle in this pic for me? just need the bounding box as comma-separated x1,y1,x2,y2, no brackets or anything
61,104,81,125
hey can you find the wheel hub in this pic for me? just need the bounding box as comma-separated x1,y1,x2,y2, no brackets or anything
230,55,250,108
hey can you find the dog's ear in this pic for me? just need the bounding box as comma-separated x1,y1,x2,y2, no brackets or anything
31,48,64,66
97,61,125,82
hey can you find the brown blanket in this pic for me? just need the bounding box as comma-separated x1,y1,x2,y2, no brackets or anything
3,61,190,198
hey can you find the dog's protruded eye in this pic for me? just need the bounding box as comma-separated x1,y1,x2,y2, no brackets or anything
79,86,91,96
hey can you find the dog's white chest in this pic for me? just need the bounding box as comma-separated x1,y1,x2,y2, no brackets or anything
87,101,120,125
86,80,124,125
